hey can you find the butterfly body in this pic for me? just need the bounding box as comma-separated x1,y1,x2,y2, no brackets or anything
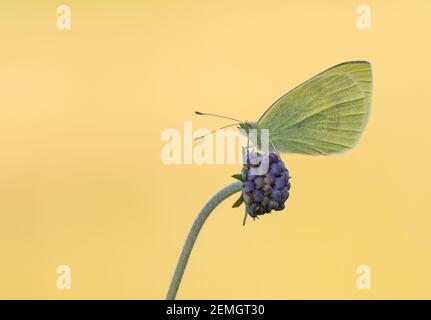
238,121,258,133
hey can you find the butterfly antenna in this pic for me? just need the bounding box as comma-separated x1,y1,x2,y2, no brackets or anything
195,111,241,123
194,123,239,141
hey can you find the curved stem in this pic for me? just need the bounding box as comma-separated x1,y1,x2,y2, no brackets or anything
166,181,242,300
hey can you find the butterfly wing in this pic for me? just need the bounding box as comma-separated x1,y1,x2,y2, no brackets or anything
258,61,372,155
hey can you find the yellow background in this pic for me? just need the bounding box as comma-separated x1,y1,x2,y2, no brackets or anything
0,0,430,299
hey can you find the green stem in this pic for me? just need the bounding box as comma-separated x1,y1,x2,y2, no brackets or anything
166,181,242,300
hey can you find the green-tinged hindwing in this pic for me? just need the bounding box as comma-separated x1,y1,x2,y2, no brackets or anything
258,61,372,155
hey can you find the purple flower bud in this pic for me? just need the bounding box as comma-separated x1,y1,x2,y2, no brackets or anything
262,184,272,195
254,177,264,189
261,196,269,207
270,162,282,176
269,153,279,164
276,203,285,211
244,181,254,193
243,192,253,205
268,200,279,210
253,189,264,202
248,203,258,217
275,177,286,189
264,173,275,185
281,188,289,202
271,189,282,202
247,174,256,181
280,171,289,180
